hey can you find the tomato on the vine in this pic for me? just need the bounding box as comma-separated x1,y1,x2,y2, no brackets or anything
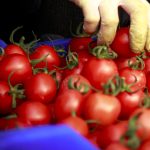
30,45,61,71
82,57,118,90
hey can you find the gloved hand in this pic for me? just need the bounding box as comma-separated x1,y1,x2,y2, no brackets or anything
71,0,150,53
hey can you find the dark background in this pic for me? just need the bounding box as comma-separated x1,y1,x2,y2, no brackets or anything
0,0,131,43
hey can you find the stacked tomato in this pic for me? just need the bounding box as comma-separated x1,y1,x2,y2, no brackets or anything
1,27,150,150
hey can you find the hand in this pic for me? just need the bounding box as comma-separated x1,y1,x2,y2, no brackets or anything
71,0,150,53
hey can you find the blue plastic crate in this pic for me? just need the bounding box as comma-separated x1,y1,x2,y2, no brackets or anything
0,125,99,150
0,37,100,150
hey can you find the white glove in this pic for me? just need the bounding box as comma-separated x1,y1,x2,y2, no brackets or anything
71,0,150,53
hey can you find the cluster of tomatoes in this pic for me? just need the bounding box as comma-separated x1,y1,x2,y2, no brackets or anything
1,27,150,150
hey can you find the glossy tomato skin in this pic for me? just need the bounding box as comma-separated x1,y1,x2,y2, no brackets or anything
110,27,137,58
105,142,130,150
16,101,51,125
61,116,89,137
30,45,60,71
117,90,145,120
119,67,146,92
24,73,57,104
82,57,118,90
69,37,92,52
0,81,12,115
97,121,128,149
0,54,32,85
83,92,121,126
54,89,84,121
4,44,26,56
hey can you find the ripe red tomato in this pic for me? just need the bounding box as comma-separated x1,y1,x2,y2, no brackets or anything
138,140,150,150
30,45,61,71
83,92,121,126
117,90,145,120
97,121,128,149
0,81,12,115
16,101,51,125
4,44,26,56
61,116,89,137
105,142,130,150
54,89,84,121
144,58,150,74
110,27,137,58
0,54,32,85
69,37,92,52
24,73,57,104
82,57,118,90
119,67,146,92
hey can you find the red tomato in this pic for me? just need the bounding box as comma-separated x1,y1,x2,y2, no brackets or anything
131,108,150,141
24,73,57,104
0,81,12,115
0,54,32,85
58,74,92,99
146,72,150,92
16,101,51,125
82,57,118,90
97,121,128,149
4,44,26,56
4,117,31,130
138,140,150,150
61,116,89,137
110,27,137,58
30,45,61,71
69,37,92,52
144,58,150,74
54,89,84,121
105,142,130,150
117,90,145,120
77,50,92,64
83,92,121,126
119,67,146,92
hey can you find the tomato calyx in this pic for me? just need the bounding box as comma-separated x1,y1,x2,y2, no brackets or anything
68,77,90,95
7,72,25,109
9,26,39,52
128,55,145,70
30,53,50,68
89,44,118,59
103,75,137,96
121,114,142,150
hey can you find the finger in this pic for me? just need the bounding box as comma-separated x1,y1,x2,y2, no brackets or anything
82,1,100,33
120,0,148,53
97,0,119,45
145,8,150,51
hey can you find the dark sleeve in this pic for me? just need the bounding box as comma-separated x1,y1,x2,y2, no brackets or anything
37,0,83,38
